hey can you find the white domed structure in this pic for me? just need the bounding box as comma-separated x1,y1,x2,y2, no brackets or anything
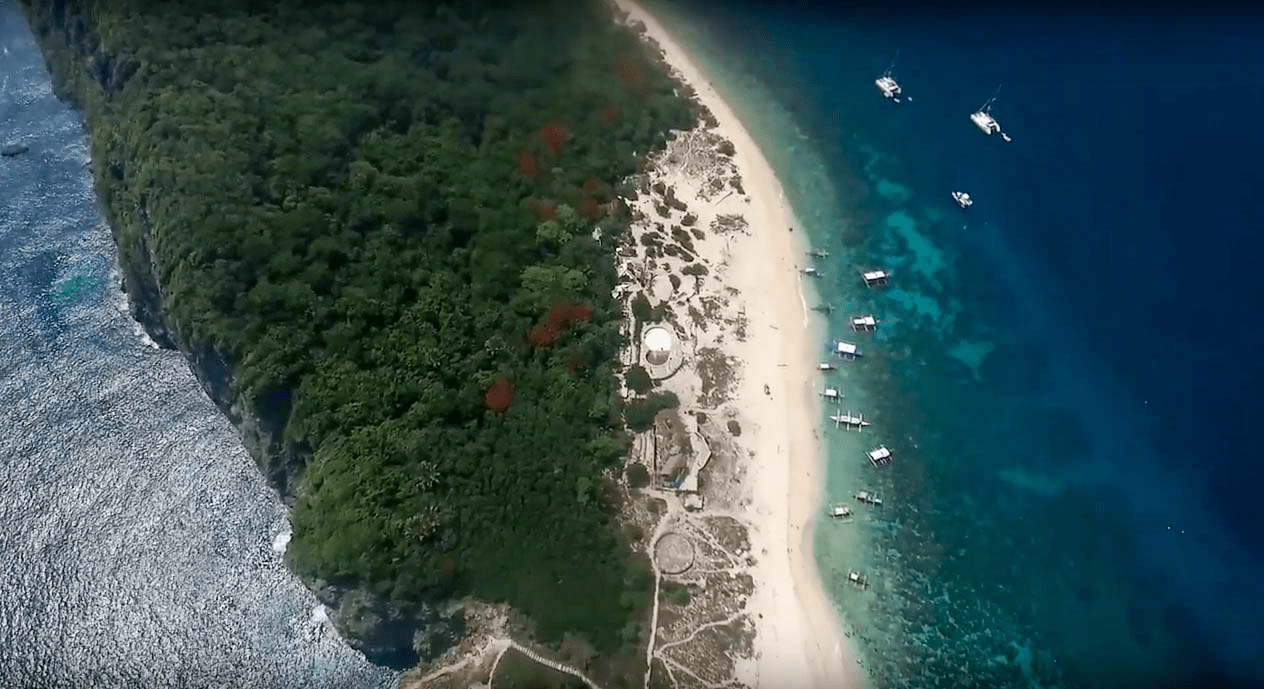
644,326,673,366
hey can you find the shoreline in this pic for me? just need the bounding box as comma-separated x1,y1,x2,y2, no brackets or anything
612,1,865,687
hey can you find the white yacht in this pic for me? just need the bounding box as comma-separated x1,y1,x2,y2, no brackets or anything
952,191,973,209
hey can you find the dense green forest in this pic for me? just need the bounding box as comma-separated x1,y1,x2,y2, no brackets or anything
22,0,695,666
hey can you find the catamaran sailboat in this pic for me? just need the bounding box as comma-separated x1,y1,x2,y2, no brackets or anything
970,86,1012,141
952,191,973,209
875,66,903,102
875,50,904,102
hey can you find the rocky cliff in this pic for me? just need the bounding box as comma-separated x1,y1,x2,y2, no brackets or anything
18,0,462,669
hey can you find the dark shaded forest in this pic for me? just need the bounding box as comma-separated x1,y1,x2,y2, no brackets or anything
20,0,695,663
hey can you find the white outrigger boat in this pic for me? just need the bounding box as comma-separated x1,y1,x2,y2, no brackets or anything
801,266,824,277
818,362,837,372
867,445,893,467
832,340,863,361
952,191,973,209
820,387,843,402
874,52,903,102
854,490,883,506
850,314,879,333
830,409,871,431
849,571,870,588
861,269,891,288
831,505,854,519
808,248,830,259
970,86,1012,142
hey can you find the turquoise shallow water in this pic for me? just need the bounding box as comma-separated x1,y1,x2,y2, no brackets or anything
642,2,1264,688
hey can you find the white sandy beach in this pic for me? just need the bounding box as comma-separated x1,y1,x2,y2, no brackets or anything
612,2,865,688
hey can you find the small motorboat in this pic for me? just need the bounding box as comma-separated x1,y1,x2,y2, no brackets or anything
952,191,973,209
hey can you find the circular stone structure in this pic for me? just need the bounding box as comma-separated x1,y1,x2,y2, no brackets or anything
654,532,695,575
644,326,673,366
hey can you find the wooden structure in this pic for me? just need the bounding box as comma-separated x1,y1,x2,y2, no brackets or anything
850,314,879,333
867,445,893,467
854,491,883,506
830,409,871,431
861,269,891,287
833,340,863,361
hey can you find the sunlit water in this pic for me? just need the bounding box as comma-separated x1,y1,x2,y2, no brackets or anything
0,3,396,686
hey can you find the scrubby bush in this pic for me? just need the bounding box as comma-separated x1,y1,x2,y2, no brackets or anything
625,365,652,394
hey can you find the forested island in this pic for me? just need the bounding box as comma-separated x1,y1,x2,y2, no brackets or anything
21,0,696,675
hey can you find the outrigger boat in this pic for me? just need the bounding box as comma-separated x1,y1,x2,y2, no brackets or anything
831,505,854,518
867,445,893,467
818,362,837,371
832,340,863,361
861,269,891,288
808,249,830,259
850,314,879,333
812,303,836,314
820,387,843,402
830,408,871,431
854,490,883,506
801,266,824,277
849,571,870,588
952,191,973,209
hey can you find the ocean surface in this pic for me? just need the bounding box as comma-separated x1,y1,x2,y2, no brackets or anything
643,2,1264,688
0,2,396,687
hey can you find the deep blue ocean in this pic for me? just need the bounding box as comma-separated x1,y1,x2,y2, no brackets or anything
644,2,1264,687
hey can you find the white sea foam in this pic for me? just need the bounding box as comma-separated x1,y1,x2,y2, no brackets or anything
272,529,292,553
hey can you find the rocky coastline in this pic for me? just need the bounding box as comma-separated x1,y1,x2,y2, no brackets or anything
18,0,460,669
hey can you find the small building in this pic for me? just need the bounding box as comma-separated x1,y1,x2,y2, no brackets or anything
683,494,704,512
644,326,673,366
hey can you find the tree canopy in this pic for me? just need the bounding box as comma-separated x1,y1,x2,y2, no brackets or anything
23,0,695,658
